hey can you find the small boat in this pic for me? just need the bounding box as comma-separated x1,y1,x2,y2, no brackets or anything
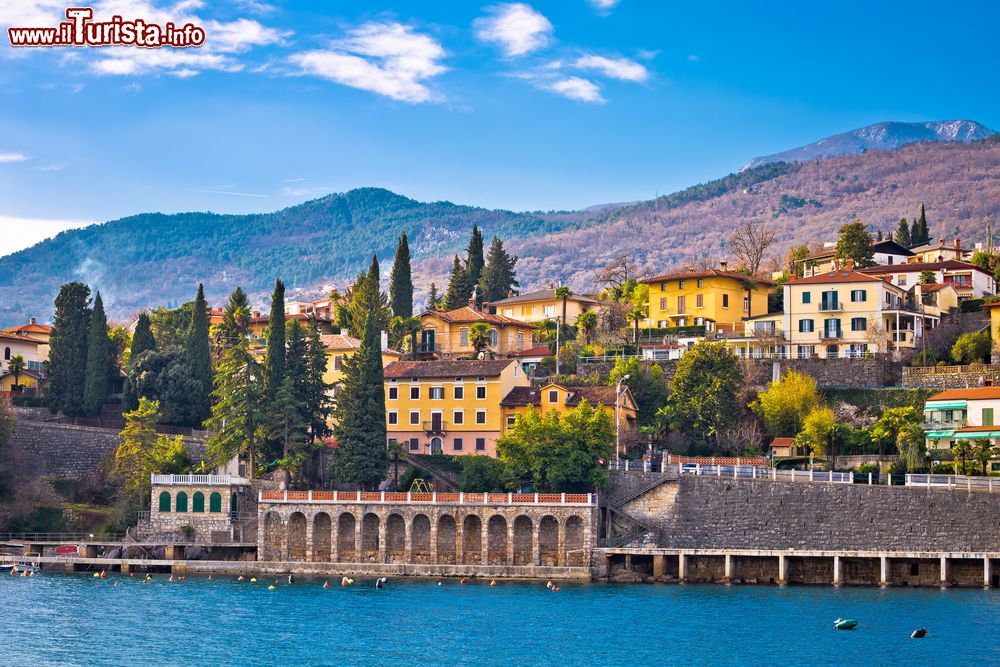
834,618,858,630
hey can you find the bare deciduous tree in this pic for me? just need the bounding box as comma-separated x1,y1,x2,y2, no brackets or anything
727,220,776,275
594,254,638,298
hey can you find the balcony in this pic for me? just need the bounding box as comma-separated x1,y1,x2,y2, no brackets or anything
423,420,449,435
921,420,966,431
819,329,842,340
818,303,843,312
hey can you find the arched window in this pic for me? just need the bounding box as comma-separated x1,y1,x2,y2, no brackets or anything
176,491,188,512
192,492,205,513
209,492,222,513
158,491,171,512
3,347,9,360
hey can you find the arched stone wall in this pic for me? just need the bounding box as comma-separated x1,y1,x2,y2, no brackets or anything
263,511,283,561
538,515,559,566
337,512,356,561
513,515,533,566
565,515,585,567
437,515,457,564
288,512,307,561
462,515,482,565
313,512,332,562
362,513,380,561
487,515,508,565
386,513,406,563
411,514,431,563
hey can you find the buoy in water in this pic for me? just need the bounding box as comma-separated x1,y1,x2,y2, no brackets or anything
437,582,442,586
238,575,245,581
288,574,295,584
911,628,928,638
268,585,276,590
130,573,135,577
250,577,257,583
323,580,329,589
490,580,497,587
169,575,175,582
93,572,100,578
100,571,106,579
208,575,213,581
460,577,468,584
375,577,387,589
834,618,858,630
179,576,186,581
546,580,553,589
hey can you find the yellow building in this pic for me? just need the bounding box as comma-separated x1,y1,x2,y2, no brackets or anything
321,330,401,396
486,288,599,325
248,313,334,348
783,264,938,358
418,306,537,359
384,358,530,457
984,301,1000,364
499,382,638,440
641,263,775,334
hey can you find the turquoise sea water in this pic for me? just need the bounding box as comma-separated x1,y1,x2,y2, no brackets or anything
1,573,997,666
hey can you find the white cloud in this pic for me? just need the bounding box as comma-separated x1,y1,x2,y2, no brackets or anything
687,54,701,62
474,3,553,57
0,152,28,163
0,215,94,257
587,0,621,11
545,76,603,103
574,54,648,82
289,22,447,104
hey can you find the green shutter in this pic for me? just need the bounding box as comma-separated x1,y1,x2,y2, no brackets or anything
802,292,811,304
176,492,188,512
158,492,171,512
984,408,994,426
192,492,205,513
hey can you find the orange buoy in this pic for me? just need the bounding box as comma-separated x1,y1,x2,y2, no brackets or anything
100,570,106,579
490,580,497,587
130,573,135,577
208,575,213,581
323,581,329,589
179,576,186,580
460,577,468,584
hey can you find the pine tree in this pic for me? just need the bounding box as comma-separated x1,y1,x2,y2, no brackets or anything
389,232,413,318
267,320,310,474
426,283,440,311
443,255,469,310
47,282,92,417
466,225,485,303
129,313,157,364
185,284,213,426
263,279,287,461
348,256,389,338
82,291,112,416
304,319,332,443
895,218,911,247
217,287,250,348
333,309,387,489
915,203,930,245
478,237,519,302
875,229,883,241
206,335,265,474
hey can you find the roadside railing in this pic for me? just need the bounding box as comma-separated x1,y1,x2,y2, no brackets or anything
906,473,1000,492
0,532,124,543
678,464,853,484
260,489,596,505
151,474,250,486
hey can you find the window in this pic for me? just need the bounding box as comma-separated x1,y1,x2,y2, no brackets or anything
158,492,171,513
460,328,469,345
506,415,516,427
409,410,420,425
476,386,486,400
543,305,556,317
409,438,419,451
851,317,867,332
743,297,750,312
176,492,188,513
453,437,464,452
820,291,839,311
677,295,686,313
388,386,398,400
660,282,667,291
410,386,420,400
3,347,8,360
897,275,907,286
696,294,703,308
697,279,704,288
503,308,513,317
517,332,524,351
679,280,686,290
475,437,486,451
722,294,729,308
851,289,867,302
799,318,814,333
984,408,994,427
388,411,398,425
802,291,811,304
489,329,498,347
476,409,487,425
797,345,815,359
659,297,667,310
548,390,559,403
430,387,444,400
454,385,464,400
453,410,464,425
333,355,343,371
823,318,841,339
209,492,222,513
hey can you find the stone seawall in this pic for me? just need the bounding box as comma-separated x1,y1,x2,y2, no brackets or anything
903,364,1000,389
624,476,1000,552
10,420,207,479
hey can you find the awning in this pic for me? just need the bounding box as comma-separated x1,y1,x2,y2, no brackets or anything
925,431,955,439
955,431,1000,440
925,401,967,410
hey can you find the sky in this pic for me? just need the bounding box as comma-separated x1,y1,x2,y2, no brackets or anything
1,0,998,256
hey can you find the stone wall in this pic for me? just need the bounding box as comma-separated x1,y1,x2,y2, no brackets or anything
903,364,1000,389
626,476,1000,552
10,420,207,479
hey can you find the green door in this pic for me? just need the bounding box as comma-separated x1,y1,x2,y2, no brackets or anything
192,492,205,513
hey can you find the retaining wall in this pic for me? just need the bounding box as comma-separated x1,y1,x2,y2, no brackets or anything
903,364,1000,389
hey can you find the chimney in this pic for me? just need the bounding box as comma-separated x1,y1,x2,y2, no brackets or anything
29,317,36,325
719,260,728,272
340,328,349,337
381,331,389,350
547,283,554,290
954,237,961,249
843,259,854,270
939,238,945,245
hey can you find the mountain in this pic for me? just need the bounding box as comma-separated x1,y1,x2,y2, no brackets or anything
2,126,999,327
744,120,995,169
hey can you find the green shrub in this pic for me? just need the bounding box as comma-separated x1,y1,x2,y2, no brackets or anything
459,455,507,492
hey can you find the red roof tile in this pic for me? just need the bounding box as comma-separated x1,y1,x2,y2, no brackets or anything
640,269,776,286
384,359,519,379
928,387,1000,401
785,269,887,285
423,306,537,328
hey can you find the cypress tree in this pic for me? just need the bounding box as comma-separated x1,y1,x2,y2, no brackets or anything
47,282,91,417
478,237,520,302
217,287,250,348
466,225,485,302
426,283,439,311
333,308,387,489
348,256,389,338
82,292,111,416
389,232,413,318
206,333,265,474
124,312,157,410
185,284,213,426
304,319,332,443
268,320,309,467
263,279,287,461
895,218,911,247
443,255,469,310
915,204,930,245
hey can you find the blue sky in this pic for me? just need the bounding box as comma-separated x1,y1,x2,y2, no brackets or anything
1,0,998,255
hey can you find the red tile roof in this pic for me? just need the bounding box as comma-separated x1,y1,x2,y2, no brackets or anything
511,345,551,358
785,269,887,285
859,260,989,276
319,333,400,356
0,331,46,345
2,323,52,335
641,269,776,286
500,384,630,408
770,437,795,447
928,387,1000,401
384,359,519,379
956,425,1000,433
487,289,599,306
423,306,537,328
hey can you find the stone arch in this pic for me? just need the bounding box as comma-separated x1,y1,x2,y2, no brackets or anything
175,491,188,513
209,492,222,513
462,515,482,564
288,512,307,561
192,492,205,513
564,515,585,567
313,512,332,562
436,514,457,564
386,513,406,563
538,515,559,566
513,515,533,566
361,513,380,561
487,515,508,565
411,514,431,563
158,491,171,512
337,512,357,562
263,511,283,561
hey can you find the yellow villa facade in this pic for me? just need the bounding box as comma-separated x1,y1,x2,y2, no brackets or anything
383,359,530,457
418,306,536,359
641,264,774,334
500,382,638,441
320,331,402,397
486,288,599,325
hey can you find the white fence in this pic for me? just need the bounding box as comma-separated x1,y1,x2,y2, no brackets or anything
679,464,853,484
906,474,1000,492
150,474,250,486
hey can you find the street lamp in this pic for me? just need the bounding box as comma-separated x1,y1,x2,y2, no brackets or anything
615,374,631,465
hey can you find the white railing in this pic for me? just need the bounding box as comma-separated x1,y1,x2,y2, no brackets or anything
150,474,250,486
906,474,999,492
678,464,853,484
260,490,598,506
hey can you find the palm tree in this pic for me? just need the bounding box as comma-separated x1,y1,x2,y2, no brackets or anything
952,439,973,475
972,440,995,476
627,305,646,351
554,286,572,328
392,315,423,360
469,322,492,358
7,354,25,392
387,440,405,488
576,310,598,346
